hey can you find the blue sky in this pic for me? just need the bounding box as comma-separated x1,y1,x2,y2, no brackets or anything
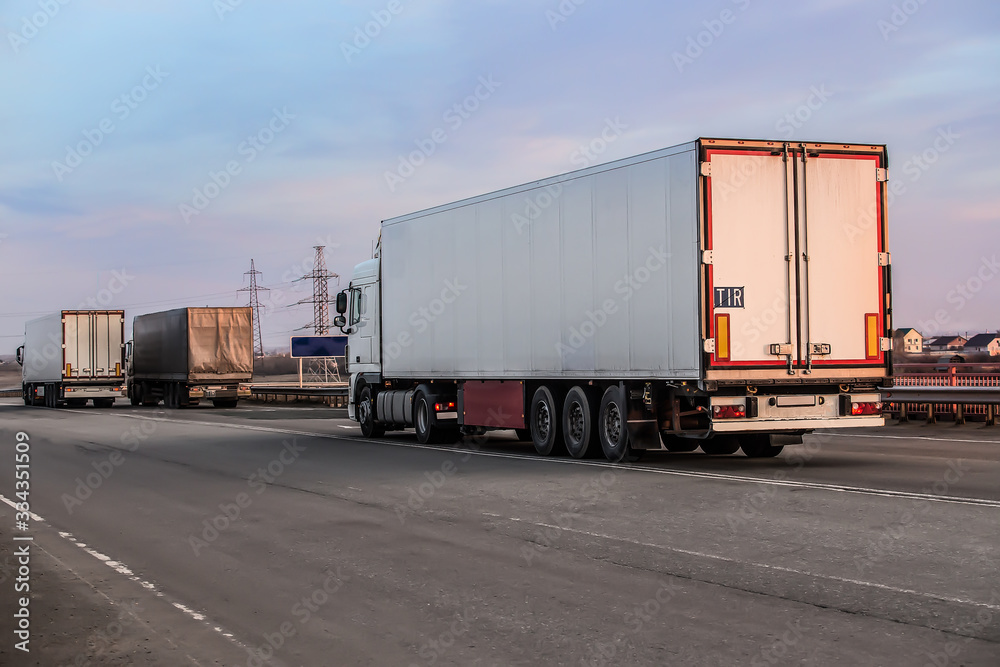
0,0,998,352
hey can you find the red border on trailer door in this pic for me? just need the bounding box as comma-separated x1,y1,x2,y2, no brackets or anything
704,148,786,368
703,148,888,369
807,153,886,366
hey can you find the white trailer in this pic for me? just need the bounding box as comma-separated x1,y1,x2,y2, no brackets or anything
336,138,891,461
17,310,127,408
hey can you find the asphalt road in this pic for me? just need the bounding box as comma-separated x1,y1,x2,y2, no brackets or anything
0,398,998,666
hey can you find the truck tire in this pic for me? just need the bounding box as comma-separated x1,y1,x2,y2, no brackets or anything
128,382,140,406
530,386,565,457
660,433,700,452
739,434,784,458
358,386,385,438
598,385,634,463
140,383,158,407
45,385,58,408
213,399,239,409
700,435,740,455
562,386,598,459
22,386,31,406
413,392,443,444
93,398,115,409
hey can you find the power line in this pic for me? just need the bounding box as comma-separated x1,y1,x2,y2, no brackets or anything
294,246,339,335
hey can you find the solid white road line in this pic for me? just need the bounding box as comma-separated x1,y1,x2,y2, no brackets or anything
508,517,1000,612
100,412,1000,509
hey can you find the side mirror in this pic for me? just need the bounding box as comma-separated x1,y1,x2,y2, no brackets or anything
15,346,24,366
335,291,348,314
333,315,347,329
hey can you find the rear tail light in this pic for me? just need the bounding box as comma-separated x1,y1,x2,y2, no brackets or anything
434,401,456,412
851,402,883,416
712,404,746,419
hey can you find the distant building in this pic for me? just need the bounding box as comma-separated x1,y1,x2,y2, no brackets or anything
893,328,923,354
926,335,968,351
963,333,1000,356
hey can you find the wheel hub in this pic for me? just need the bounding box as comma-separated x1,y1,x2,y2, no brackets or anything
568,402,585,442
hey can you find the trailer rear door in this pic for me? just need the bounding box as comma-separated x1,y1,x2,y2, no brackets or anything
64,311,125,379
703,143,888,376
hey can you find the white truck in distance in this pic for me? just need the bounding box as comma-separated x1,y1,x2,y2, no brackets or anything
17,310,127,408
335,138,891,461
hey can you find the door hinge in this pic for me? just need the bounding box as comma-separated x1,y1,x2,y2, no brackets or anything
878,252,891,267
700,162,712,177
769,343,793,356
880,337,892,352
702,250,714,265
876,168,889,182
703,339,716,354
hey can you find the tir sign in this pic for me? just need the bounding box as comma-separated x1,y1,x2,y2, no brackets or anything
714,287,745,309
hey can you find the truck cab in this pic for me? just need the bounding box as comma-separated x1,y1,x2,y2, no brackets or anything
335,258,382,422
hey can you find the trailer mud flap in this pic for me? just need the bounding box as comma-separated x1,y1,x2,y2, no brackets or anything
626,419,660,450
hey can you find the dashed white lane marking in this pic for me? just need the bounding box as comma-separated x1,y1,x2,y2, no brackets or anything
103,412,1000,509
0,494,247,649
509,517,1000,612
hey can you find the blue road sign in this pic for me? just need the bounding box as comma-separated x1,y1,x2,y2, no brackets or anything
290,335,348,358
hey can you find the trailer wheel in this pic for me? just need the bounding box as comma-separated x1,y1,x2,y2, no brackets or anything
563,386,598,459
598,386,634,463
530,386,564,456
128,382,140,406
700,435,740,456
139,382,158,407
660,433,700,453
739,434,784,458
22,386,31,406
93,398,115,408
45,385,58,408
359,386,385,438
212,399,239,409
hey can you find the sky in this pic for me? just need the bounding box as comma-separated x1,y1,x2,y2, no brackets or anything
0,0,998,354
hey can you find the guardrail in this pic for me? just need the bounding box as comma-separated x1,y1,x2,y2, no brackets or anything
247,384,348,408
883,384,1000,425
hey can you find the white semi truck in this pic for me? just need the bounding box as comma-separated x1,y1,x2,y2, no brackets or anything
16,310,127,408
335,138,891,461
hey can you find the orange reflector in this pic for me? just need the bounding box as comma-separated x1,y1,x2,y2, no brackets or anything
865,313,879,360
715,314,731,362
65,363,72,376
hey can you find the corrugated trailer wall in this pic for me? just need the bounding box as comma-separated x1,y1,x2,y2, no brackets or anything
381,142,702,380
